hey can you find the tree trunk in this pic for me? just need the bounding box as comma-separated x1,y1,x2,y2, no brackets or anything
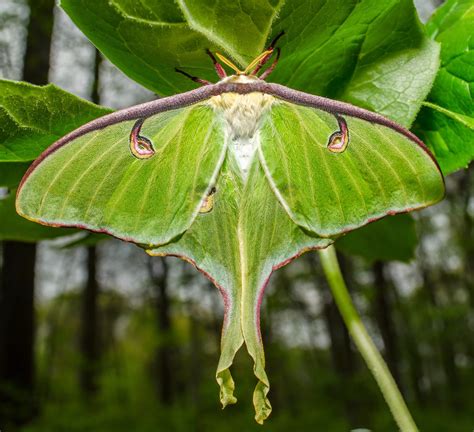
420,258,460,407
23,0,55,85
458,168,474,309
0,242,37,426
322,284,355,378
79,246,100,397
148,257,173,404
78,49,102,398
188,304,202,412
390,285,427,406
332,254,357,377
457,168,474,366
372,261,403,392
0,0,55,426
90,49,101,105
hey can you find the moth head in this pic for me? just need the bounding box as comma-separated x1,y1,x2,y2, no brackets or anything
213,30,284,81
175,31,284,85
214,50,273,77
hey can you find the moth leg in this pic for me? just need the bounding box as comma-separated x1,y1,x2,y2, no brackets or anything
199,187,216,213
206,49,227,79
129,118,155,159
252,30,285,75
175,68,212,86
258,48,281,80
327,115,349,153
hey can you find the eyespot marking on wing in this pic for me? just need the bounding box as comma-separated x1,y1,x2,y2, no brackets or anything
327,115,349,153
130,118,155,159
199,187,216,213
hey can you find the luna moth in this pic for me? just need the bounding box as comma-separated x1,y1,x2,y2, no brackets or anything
16,34,444,423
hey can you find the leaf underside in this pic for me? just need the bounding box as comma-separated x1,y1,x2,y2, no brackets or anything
16,94,444,422
0,79,110,242
337,213,418,263
0,189,78,242
0,79,111,163
60,0,440,128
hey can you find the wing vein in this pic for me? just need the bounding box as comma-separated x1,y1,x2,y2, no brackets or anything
37,131,101,215
291,105,347,224
350,128,410,207
374,126,427,202
132,109,192,232
57,134,127,219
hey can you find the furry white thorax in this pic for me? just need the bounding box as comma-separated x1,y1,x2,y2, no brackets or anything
208,76,275,178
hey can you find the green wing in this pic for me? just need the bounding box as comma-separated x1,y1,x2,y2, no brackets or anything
17,103,226,246
148,156,331,423
259,101,445,237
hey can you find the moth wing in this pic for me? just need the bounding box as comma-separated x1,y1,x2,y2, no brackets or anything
258,101,444,237
17,103,226,246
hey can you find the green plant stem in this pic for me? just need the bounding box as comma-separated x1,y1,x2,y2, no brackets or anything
318,245,418,432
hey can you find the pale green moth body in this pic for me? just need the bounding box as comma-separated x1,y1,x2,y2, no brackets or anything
208,75,275,179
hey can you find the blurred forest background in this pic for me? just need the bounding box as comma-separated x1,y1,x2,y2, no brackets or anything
1,0,473,431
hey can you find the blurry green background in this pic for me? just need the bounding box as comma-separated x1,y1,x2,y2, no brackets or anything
1,0,474,431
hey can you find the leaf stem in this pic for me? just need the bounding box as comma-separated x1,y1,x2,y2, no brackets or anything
318,245,418,432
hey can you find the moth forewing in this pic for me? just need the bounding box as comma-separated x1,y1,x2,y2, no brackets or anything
16,102,228,246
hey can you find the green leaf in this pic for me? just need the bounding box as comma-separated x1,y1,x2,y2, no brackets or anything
0,162,30,187
270,0,439,127
60,0,218,96
59,0,283,94
414,0,474,174
0,79,111,162
176,0,284,64
148,158,331,423
0,189,78,242
60,232,110,249
422,102,474,130
61,0,439,127
110,0,184,22
0,79,109,241
336,214,418,262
